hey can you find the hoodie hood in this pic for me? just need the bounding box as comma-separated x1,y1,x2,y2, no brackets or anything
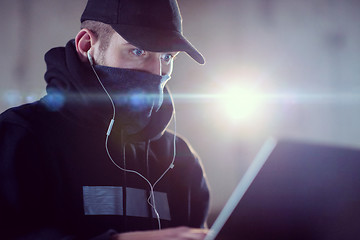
42,40,174,142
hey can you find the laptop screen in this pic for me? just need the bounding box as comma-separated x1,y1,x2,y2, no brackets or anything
208,139,360,240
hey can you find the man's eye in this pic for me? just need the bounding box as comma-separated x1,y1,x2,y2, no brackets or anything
162,53,174,62
131,48,145,56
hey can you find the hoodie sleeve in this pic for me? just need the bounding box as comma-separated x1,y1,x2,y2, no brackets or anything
0,109,119,240
0,112,62,239
152,131,211,228
188,154,210,228
164,132,210,228
0,107,123,240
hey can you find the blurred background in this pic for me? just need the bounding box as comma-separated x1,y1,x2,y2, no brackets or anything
1,0,360,225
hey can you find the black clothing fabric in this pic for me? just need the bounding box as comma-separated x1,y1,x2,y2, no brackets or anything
0,40,209,239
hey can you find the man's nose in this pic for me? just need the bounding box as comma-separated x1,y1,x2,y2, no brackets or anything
144,55,162,76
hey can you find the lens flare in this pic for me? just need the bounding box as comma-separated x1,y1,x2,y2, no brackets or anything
43,90,65,111
3,90,23,106
219,86,264,120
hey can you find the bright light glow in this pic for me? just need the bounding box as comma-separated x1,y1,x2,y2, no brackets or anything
3,90,23,106
218,86,264,120
1,90,45,109
25,94,38,103
43,90,65,111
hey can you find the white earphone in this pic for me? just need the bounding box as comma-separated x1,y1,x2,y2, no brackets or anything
87,50,93,66
87,48,177,230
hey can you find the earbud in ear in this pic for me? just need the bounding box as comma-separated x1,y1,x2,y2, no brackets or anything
87,50,93,66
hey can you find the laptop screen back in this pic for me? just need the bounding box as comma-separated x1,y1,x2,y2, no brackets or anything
213,140,360,240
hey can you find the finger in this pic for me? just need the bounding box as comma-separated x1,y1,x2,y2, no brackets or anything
181,228,208,240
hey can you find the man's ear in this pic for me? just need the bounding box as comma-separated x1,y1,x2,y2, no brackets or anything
75,28,97,63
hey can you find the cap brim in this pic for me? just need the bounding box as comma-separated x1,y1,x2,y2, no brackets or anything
110,24,205,64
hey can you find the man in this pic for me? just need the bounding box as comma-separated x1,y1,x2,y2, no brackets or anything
0,0,209,239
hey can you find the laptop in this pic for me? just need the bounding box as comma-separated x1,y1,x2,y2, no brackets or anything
205,138,360,240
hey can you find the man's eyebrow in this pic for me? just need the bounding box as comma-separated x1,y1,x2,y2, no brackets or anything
123,42,180,55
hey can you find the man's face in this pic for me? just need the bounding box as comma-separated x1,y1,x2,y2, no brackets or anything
94,32,178,76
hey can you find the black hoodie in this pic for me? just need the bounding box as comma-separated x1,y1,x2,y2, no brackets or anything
0,40,209,240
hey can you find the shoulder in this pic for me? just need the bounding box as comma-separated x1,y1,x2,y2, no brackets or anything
0,103,50,169
0,102,45,127
0,101,58,139
0,103,44,146
1,103,37,131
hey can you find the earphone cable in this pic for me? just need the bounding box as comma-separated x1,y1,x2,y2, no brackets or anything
89,60,166,229
89,63,116,120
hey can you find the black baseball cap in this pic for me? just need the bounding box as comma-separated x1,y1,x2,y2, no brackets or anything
81,0,205,64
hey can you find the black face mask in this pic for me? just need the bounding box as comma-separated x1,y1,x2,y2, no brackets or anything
92,65,171,134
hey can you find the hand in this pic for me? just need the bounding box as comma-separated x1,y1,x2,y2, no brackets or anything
110,226,208,240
